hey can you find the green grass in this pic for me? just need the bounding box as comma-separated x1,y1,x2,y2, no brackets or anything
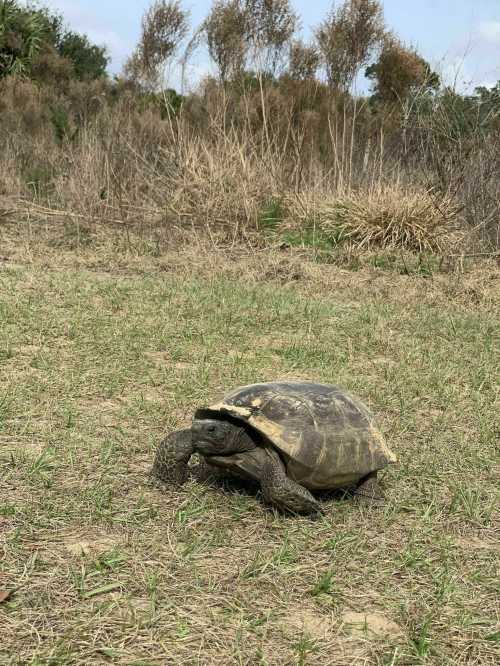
0,252,499,665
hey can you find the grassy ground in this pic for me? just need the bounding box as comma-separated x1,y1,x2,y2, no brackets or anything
0,226,499,665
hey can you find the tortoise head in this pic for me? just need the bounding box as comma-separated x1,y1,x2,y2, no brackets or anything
191,417,255,456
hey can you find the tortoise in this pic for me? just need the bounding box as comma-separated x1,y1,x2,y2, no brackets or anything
151,381,396,515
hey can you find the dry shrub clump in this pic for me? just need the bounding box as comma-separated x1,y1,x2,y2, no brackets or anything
163,127,276,233
0,76,278,235
286,186,462,252
1,70,499,256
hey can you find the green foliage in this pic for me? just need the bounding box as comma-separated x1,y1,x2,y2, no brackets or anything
49,105,71,142
258,198,283,230
0,0,45,78
135,88,185,117
468,82,500,130
0,0,108,81
281,228,336,252
310,569,335,596
57,31,108,80
160,87,184,116
23,162,53,195
474,81,500,106
420,85,500,150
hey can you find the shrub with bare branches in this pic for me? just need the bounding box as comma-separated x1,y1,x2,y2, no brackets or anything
315,0,385,92
244,0,298,75
124,0,189,89
288,39,320,81
204,0,248,83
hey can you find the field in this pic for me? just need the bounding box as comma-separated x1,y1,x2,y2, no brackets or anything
1,225,499,665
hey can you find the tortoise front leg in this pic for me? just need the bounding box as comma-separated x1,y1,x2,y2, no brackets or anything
193,457,235,484
151,429,194,485
261,452,324,516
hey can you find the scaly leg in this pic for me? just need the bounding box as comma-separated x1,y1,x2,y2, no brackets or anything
193,456,235,483
354,471,384,504
150,429,193,485
261,452,324,516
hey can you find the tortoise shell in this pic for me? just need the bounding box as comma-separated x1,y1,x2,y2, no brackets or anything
196,381,396,490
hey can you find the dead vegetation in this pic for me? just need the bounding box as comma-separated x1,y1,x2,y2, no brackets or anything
284,186,463,253
1,68,499,259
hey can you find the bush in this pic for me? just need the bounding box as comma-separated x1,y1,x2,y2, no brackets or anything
284,187,462,252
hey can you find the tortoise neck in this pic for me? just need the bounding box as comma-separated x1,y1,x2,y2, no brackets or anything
232,425,257,452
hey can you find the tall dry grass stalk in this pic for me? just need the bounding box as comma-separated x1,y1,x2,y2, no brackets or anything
0,75,498,253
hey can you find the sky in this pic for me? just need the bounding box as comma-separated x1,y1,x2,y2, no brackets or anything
38,0,500,92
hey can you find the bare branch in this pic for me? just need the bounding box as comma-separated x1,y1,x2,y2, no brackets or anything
315,0,385,92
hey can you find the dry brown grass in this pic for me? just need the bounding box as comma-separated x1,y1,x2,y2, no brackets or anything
2,74,499,257
285,186,463,253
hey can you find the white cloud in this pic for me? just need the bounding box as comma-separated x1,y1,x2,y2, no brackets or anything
478,20,500,45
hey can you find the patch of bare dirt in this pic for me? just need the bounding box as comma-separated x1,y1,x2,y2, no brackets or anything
0,435,46,455
16,344,41,355
341,611,404,639
145,351,169,365
282,608,333,640
106,593,153,622
145,352,193,371
78,397,127,426
457,536,499,552
64,535,120,557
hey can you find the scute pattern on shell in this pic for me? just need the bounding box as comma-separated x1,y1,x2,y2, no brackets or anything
203,381,396,490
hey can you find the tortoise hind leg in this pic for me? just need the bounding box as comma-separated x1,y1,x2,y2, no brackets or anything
150,429,194,485
354,471,384,504
261,452,324,516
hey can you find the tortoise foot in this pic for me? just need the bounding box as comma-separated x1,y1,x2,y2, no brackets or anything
261,453,324,516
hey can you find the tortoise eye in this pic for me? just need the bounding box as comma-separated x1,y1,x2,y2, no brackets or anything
207,425,216,433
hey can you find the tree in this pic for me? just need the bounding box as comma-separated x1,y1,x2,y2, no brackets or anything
57,31,108,80
474,81,500,107
315,0,384,92
125,0,189,89
288,39,320,81
0,0,108,81
0,0,44,78
244,0,298,75
204,0,247,83
365,37,440,103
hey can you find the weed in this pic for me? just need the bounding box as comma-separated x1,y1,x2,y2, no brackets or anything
292,635,319,665
259,198,283,231
410,615,434,658
311,570,335,596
